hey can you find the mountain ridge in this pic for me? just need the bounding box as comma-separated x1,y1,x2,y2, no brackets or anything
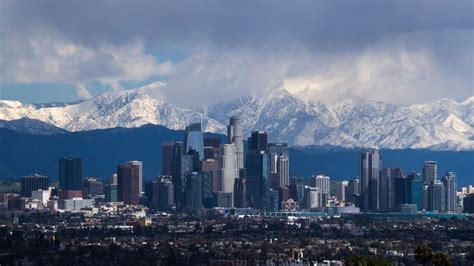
1,83,473,150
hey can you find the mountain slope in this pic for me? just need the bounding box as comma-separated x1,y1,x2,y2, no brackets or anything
0,118,67,135
0,83,473,150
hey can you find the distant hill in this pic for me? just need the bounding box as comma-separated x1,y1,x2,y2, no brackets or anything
0,125,472,186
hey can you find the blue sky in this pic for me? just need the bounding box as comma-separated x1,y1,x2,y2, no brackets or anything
0,0,472,106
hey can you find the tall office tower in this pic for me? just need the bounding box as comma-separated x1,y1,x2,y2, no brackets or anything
227,116,244,170
278,186,289,208
204,137,221,159
330,181,348,202
379,168,402,211
184,123,204,160
442,172,456,212
174,152,194,209
304,186,321,209
360,150,381,211
125,161,143,195
21,174,49,197
246,150,269,209
234,177,248,208
266,189,280,211
249,131,268,152
406,173,423,210
347,178,360,204
268,143,290,188
289,177,306,205
82,177,104,198
104,184,117,202
117,162,141,205
202,171,213,208
151,176,174,211
394,175,407,209
162,142,175,175
463,194,474,214
218,144,238,195
184,172,203,210
423,161,437,185
110,174,118,185
59,158,83,191
202,159,219,193
309,175,330,206
428,180,445,212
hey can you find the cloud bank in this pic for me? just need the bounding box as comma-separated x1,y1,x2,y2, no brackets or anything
0,0,472,105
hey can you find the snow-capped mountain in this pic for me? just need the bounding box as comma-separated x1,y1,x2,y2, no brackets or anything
0,118,67,135
0,82,225,133
0,82,473,150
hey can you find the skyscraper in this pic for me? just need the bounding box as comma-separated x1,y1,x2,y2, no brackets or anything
174,152,194,209
360,150,381,211
218,144,238,206
249,131,268,152
442,172,456,212
21,174,49,198
202,159,219,193
58,158,83,199
268,143,290,188
184,123,204,160
379,168,403,211
125,161,143,195
227,116,244,170
184,172,203,210
423,161,437,185
347,178,360,205
162,142,175,175
406,173,423,210
117,162,141,205
309,175,330,206
152,175,174,211
428,180,445,212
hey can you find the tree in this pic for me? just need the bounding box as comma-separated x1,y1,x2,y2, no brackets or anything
433,252,452,266
415,244,433,266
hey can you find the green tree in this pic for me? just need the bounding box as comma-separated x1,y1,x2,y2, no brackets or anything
415,244,433,266
433,252,452,266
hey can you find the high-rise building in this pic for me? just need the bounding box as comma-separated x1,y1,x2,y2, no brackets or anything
267,189,280,211
347,178,360,205
428,180,445,212
304,186,321,209
117,162,141,205
105,184,117,202
423,161,437,185
249,131,268,152
233,177,248,208
204,137,221,159
152,176,174,211
184,172,203,210
218,144,238,195
379,168,403,211
59,158,83,191
162,142,175,175
330,180,348,202
289,177,306,205
360,150,381,211
202,159,219,193
442,172,456,212
184,123,204,160
463,194,474,214
21,174,49,198
406,173,423,210
246,149,268,209
309,175,330,206
82,177,104,198
227,116,244,170
174,152,194,209
126,161,143,195
268,143,290,188
394,175,407,209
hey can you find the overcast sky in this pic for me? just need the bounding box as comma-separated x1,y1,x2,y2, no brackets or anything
0,0,472,106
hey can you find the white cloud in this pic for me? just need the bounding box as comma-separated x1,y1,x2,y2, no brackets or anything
74,83,92,100
0,30,173,92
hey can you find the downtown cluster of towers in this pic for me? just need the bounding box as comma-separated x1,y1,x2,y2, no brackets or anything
353,150,457,212
158,116,290,211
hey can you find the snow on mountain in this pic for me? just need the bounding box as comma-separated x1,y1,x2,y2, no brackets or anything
0,82,225,133
0,82,472,150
